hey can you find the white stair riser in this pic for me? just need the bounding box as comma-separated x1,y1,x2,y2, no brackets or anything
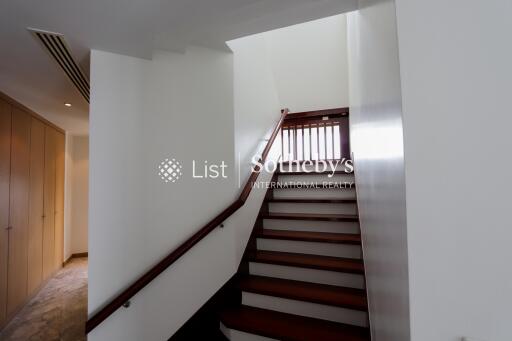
272,188,356,199
220,323,277,341
278,173,354,183
242,292,368,327
257,239,361,259
269,202,357,215
279,163,351,173
264,220,360,234
249,262,365,289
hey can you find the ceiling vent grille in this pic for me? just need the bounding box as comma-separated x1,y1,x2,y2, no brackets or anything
28,28,90,103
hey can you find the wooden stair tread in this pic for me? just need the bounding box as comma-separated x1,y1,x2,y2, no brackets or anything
256,229,361,244
280,159,349,166
267,198,356,204
239,275,367,311
277,170,352,176
249,250,365,274
261,212,359,222
272,183,355,189
220,305,370,341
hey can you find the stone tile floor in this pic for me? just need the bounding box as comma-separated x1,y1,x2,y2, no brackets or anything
0,258,87,341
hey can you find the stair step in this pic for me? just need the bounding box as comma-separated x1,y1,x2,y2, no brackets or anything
220,305,370,341
257,238,361,258
277,170,352,176
239,275,367,311
262,212,359,222
263,220,360,234
280,158,348,166
249,262,366,288
257,229,361,245
268,202,357,216
266,198,356,204
249,250,365,274
272,183,355,189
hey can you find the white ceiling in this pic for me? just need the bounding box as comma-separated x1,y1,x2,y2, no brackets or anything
0,0,357,134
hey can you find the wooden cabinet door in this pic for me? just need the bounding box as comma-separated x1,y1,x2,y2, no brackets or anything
7,107,31,316
42,126,56,280
0,98,11,325
27,118,45,295
54,131,65,270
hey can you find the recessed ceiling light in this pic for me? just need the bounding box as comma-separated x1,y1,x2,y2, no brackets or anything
64,103,72,107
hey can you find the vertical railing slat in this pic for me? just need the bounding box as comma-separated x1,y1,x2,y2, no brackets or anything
288,127,291,161
301,125,304,161
294,127,296,160
331,123,335,159
323,123,327,160
316,124,320,161
340,116,350,159
281,128,284,161
309,125,312,161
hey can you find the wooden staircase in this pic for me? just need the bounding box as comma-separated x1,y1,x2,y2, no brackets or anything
86,108,367,338
219,167,370,340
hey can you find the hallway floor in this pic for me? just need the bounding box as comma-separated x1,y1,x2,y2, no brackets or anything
0,258,87,341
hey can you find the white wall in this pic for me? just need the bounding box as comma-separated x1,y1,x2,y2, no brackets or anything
89,47,233,340
263,15,350,112
347,1,410,340
64,134,89,259
89,50,147,341
227,15,350,184
394,0,512,340
89,43,282,340
227,34,281,184
227,33,283,264
88,14,357,340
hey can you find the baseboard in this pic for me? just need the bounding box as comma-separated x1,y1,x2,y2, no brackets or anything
63,252,88,266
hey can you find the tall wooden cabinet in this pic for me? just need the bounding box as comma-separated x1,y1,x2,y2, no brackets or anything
0,98,11,326
27,118,45,294
6,108,31,316
54,132,65,272
0,94,66,328
42,127,56,279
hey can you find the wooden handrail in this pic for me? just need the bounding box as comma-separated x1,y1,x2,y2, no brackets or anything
284,107,349,121
85,108,289,333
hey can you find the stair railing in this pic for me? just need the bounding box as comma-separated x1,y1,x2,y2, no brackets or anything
85,108,289,333
281,107,349,162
